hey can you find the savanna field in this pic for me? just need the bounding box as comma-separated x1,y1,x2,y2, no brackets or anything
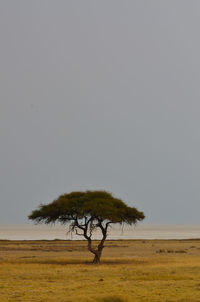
1,240,200,301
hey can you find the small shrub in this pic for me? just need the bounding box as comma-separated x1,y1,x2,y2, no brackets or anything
167,249,187,253
156,249,165,253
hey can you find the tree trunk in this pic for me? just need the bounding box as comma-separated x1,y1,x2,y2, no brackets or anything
92,251,102,264
85,221,108,264
87,238,101,264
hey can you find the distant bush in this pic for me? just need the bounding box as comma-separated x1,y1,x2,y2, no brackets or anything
156,249,187,254
156,249,165,253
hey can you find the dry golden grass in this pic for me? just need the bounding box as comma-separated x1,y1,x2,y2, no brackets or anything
1,239,200,301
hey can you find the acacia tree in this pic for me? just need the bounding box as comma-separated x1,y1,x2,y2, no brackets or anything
28,191,145,264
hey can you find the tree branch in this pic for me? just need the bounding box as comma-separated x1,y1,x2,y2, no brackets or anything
75,228,84,237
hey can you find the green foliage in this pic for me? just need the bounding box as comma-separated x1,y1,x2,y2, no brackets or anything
28,190,144,225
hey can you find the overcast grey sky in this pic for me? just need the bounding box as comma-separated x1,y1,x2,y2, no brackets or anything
1,1,200,224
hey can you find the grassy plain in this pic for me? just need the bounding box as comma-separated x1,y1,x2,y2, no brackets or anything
1,239,200,301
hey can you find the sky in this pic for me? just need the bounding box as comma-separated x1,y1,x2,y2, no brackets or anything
1,1,200,224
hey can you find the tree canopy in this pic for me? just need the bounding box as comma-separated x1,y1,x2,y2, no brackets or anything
29,190,145,263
